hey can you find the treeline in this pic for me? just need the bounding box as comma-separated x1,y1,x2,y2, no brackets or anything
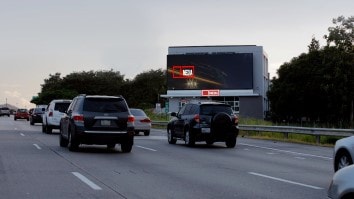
267,16,354,127
31,69,167,109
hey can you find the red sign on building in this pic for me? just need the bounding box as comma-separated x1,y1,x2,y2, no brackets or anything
201,90,220,96
172,65,195,79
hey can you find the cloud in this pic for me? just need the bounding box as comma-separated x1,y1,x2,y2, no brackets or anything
4,90,21,98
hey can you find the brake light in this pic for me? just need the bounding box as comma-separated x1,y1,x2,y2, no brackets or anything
128,115,135,123
140,118,151,123
48,111,53,117
194,114,200,123
73,114,84,123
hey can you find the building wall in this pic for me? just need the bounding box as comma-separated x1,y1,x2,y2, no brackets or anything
239,96,263,118
163,45,269,119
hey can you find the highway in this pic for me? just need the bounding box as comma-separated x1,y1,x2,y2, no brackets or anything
0,116,334,199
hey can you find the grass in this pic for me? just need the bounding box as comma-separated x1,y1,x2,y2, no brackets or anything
238,117,341,146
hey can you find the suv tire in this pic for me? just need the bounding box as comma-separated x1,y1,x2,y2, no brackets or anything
185,129,195,146
144,130,150,136
225,136,237,148
167,128,177,144
212,112,232,128
45,124,52,134
59,133,69,147
121,142,133,153
68,132,79,151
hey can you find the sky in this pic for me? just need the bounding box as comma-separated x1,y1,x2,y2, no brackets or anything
0,0,353,108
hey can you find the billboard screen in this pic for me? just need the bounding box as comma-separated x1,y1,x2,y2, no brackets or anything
167,53,253,90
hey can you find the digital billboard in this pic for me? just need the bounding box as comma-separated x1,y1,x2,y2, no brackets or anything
167,53,253,90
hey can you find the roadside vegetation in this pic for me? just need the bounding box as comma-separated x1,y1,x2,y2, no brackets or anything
268,16,354,128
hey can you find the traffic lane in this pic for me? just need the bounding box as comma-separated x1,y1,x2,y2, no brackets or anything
0,130,125,199
0,115,39,132
49,134,332,198
13,126,333,198
133,134,332,198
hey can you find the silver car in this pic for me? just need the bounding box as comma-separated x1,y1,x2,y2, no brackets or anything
130,108,151,136
328,164,354,199
333,136,354,171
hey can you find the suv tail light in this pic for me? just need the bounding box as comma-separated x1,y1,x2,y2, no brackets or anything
127,115,135,127
73,114,84,123
193,114,200,123
232,115,239,124
48,111,53,117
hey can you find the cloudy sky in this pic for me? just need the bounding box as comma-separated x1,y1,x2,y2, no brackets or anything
0,0,353,108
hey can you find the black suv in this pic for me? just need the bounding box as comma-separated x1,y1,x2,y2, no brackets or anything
59,95,135,152
167,102,239,148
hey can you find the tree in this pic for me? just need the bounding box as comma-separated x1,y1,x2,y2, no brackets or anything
31,68,167,110
324,16,354,52
308,36,320,52
268,16,354,127
124,69,167,108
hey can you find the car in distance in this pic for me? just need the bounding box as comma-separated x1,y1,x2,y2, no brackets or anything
42,99,72,134
0,107,10,117
14,109,29,121
59,94,135,152
328,164,354,199
29,107,46,125
167,102,239,147
333,136,354,171
130,108,151,136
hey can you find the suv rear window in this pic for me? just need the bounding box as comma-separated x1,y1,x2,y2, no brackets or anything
83,98,128,113
200,105,233,115
54,103,71,113
34,108,45,113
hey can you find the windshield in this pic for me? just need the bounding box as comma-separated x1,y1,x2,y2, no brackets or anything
130,109,146,116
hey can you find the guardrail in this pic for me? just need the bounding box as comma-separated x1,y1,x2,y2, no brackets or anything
152,121,354,144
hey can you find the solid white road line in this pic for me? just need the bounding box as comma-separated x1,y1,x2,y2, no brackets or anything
72,172,102,190
33,144,41,150
239,143,332,160
249,172,323,190
136,145,157,152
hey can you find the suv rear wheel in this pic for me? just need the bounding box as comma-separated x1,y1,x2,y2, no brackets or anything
68,132,79,151
185,129,195,146
59,133,69,147
144,130,150,136
121,142,132,153
167,128,177,144
225,136,237,148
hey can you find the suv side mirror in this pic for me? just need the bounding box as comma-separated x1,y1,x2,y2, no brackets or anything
170,112,177,117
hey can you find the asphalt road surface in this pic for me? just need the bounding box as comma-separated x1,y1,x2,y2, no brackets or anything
0,116,334,199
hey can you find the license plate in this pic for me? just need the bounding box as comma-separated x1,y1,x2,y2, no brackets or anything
201,128,210,133
101,120,111,126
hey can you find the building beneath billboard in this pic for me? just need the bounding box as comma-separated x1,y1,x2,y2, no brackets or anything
161,45,269,119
